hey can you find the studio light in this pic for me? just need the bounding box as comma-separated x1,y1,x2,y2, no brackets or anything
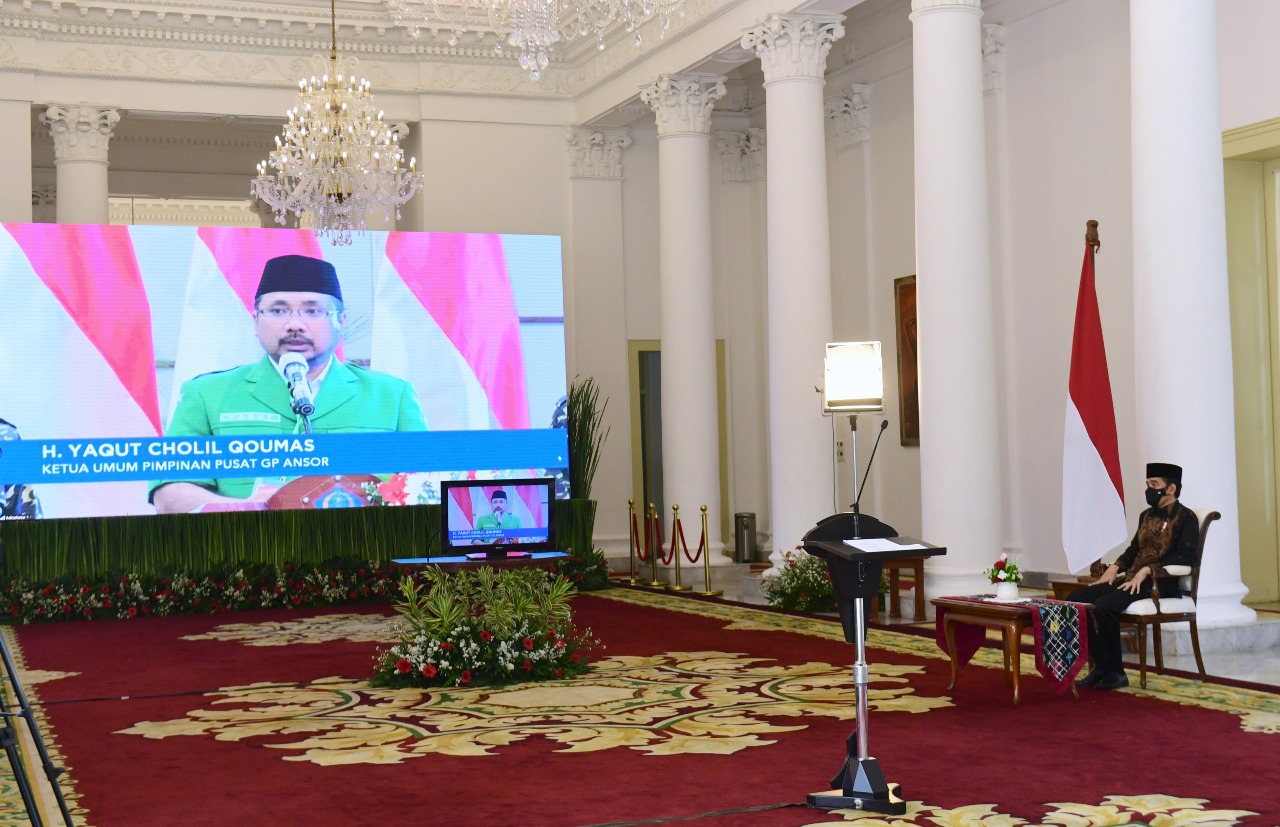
823,341,884,414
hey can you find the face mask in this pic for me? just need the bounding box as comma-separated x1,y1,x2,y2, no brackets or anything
1145,486,1166,507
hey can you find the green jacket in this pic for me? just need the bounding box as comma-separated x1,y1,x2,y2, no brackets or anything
150,355,427,500
475,512,522,530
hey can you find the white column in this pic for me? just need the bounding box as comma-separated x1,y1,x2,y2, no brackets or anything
41,104,119,225
640,74,729,562
0,98,32,222
1130,0,1254,626
741,12,844,565
566,126,634,559
715,129,771,558
910,0,1002,595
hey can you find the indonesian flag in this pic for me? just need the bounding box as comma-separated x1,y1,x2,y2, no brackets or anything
0,224,161,517
1062,243,1127,572
374,232,530,431
166,227,325,423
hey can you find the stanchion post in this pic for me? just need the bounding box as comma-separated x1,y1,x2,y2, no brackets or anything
698,504,722,596
646,502,664,587
627,499,641,586
668,504,691,592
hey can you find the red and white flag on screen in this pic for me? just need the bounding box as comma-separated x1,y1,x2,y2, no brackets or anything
0,223,160,517
166,227,325,422
374,232,530,432
1062,242,1127,573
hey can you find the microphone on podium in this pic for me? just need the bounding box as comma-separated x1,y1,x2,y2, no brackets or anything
280,353,316,419
851,419,889,540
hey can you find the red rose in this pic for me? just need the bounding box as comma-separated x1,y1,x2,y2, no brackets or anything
523,659,533,671
554,639,565,649
555,668,563,677
994,559,1005,569
440,641,453,651
522,637,534,650
547,630,557,639
127,606,138,617
396,659,412,674
570,653,581,663
480,630,493,642
421,664,437,678
459,670,472,685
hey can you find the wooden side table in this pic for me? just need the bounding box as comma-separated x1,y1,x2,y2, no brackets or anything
931,596,1083,705
882,557,926,620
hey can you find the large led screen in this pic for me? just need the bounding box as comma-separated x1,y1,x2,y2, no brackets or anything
0,224,568,520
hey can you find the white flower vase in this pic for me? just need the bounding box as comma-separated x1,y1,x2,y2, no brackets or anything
995,581,1019,601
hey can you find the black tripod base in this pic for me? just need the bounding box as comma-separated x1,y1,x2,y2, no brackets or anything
807,783,904,815
808,757,905,815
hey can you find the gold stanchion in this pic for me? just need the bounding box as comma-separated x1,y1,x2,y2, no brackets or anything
698,504,722,596
646,502,664,587
627,499,641,586
668,504,691,591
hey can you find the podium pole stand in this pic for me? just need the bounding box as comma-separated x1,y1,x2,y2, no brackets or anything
802,536,946,814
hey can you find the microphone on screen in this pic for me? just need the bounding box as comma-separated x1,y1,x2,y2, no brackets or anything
279,353,316,418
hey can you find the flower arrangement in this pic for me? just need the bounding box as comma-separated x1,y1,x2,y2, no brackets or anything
373,565,600,688
363,472,444,506
985,553,1022,585
763,548,837,613
1,560,400,624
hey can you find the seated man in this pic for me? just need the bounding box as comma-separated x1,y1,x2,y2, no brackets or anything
1069,462,1198,690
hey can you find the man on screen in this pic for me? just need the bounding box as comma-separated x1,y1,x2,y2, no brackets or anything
150,255,427,514
474,489,522,531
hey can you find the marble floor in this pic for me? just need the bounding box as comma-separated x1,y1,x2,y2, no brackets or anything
695,568,1280,690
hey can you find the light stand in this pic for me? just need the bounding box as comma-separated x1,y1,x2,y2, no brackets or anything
0,627,74,826
822,342,884,520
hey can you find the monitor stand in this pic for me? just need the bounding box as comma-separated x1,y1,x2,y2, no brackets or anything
465,550,531,561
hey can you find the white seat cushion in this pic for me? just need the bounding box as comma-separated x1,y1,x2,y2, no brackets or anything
1123,596,1196,616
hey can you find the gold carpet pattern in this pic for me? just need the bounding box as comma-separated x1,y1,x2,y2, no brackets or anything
806,795,1255,826
0,591,1276,826
595,589,1280,735
117,650,949,762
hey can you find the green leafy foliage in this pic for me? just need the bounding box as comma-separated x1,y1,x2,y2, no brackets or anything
567,376,609,501
763,549,837,613
375,566,600,688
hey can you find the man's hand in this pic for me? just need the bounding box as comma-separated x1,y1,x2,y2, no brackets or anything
1118,567,1150,595
1091,563,1119,586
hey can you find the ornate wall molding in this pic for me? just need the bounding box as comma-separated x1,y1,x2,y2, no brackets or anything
567,127,631,179
41,103,120,163
714,129,765,183
983,24,1005,95
640,74,726,137
825,84,869,150
740,13,845,84
109,196,260,228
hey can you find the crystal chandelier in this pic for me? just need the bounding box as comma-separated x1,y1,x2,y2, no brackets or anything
386,0,685,80
252,0,424,246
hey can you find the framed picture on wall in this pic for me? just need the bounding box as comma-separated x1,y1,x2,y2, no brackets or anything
894,275,919,446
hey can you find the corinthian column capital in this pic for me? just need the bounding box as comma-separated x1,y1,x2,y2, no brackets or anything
567,127,632,178
740,13,845,84
640,74,726,137
41,104,121,164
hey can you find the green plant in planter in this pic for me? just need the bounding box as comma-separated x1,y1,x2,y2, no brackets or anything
560,377,611,589
374,566,600,688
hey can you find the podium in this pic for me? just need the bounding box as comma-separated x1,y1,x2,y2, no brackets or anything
803,530,946,814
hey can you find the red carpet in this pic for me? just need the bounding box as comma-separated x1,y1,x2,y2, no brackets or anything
6,587,1278,826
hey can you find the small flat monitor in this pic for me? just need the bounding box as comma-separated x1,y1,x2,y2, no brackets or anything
440,477,555,559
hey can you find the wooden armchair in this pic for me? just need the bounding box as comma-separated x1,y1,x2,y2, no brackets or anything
1117,508,1218,688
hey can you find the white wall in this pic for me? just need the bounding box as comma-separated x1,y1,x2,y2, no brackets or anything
1218,0,1280,132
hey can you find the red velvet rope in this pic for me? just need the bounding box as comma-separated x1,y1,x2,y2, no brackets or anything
676,519,699,564
660,517,676,565
633,511,647,563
